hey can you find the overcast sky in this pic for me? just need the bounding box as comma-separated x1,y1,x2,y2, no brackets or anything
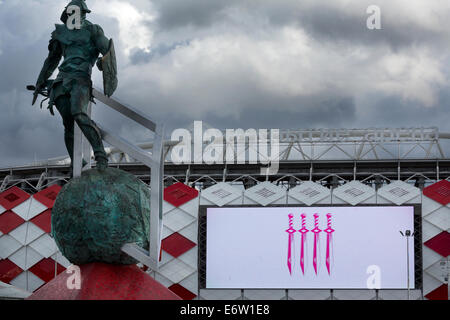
0,0,450,167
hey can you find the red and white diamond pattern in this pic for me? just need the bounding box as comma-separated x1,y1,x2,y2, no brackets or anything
178,272,198,297
423,273,446,300
0,235,22,259
422,220,442,243
423,246,443,270
0,185,68,293
29,234,59,259
0,204,6,215
152,183,200,299
9,271,45,293
422,180,450,300
425,259,449,283
1,178,448,300
423,180,450,206
0,186,30,211
9,222,45,246
11,197,48,221
425,207,450,231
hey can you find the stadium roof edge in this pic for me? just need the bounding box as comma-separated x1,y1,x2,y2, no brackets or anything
2,127,450,170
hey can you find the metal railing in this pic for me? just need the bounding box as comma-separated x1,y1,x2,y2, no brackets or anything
73,88,164,271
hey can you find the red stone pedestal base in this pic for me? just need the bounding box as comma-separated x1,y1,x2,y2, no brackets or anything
27,262,181,300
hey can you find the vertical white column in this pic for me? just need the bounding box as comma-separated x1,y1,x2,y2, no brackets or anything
73,124,83,177
150,124,165,269
73,101,93,177
82,102,92,171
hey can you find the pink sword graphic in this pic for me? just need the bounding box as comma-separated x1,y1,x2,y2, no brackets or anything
311,213,322,275
286,213,296,275
298,213,309,275
324,213,335,275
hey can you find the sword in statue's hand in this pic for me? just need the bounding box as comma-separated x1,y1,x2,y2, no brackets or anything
26,85,53,115
27,85,39,105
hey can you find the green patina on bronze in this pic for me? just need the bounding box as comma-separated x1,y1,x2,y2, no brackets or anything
34,0,118,170
52,168,150,265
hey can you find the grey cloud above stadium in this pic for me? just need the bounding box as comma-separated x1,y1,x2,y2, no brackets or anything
0,0,449,167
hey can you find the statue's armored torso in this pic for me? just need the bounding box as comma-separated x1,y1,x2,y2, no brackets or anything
52,20,100,79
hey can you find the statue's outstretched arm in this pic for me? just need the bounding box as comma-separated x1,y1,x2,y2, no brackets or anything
35,39,62,90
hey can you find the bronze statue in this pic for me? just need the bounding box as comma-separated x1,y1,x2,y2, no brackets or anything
31,0,117,172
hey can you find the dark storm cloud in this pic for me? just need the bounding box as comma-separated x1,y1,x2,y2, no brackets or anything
151,0,450,51
0,3,65,167
284,5,450,51
362,90,450,129
201,95,356,131
115,63,357,134
151,0,238,30
278,7,432,50
0,1,449,167
105,93,356,148
0,37,48,92
0,1,139,167
0,90,66,167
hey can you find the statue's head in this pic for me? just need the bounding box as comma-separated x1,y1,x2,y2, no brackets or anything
60,0,91,24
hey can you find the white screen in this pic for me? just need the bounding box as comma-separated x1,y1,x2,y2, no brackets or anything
205,206,416,289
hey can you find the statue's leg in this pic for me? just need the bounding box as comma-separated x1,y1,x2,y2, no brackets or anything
55,94,75,164
70,83,108,170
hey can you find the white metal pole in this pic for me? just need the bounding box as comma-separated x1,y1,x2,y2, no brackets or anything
407,235,410,300
82,102,92,171
73,121,83,177
447,257,449,300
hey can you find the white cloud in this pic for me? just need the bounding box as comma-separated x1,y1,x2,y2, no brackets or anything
374,50,446,107
378,0,450,33
91,0,156,57
118,16,448,120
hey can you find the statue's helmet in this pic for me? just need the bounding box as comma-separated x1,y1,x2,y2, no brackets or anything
60,0,91,23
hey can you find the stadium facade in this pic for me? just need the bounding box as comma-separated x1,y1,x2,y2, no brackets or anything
0,126,449,300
